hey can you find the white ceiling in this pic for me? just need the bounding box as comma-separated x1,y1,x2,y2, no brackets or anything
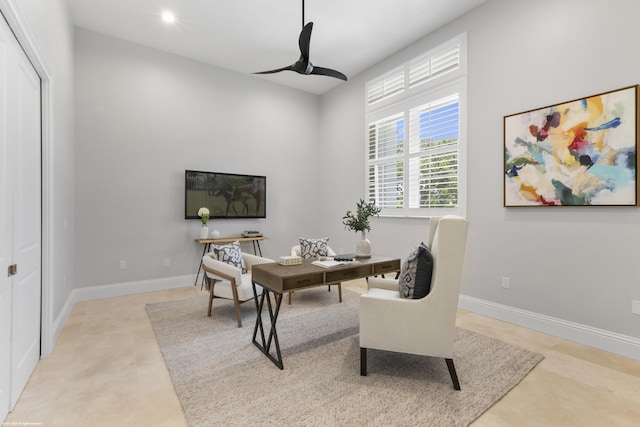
67,0,486,95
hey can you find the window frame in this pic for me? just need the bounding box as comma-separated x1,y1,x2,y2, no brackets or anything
365,33,467,218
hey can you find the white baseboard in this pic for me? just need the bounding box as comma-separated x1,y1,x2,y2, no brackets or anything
73,274,195,302
47,283,639,362
459,294,640,361
44,291,76,358
44,275,195,358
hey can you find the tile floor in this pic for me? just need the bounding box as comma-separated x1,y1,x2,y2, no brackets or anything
4,281,640,426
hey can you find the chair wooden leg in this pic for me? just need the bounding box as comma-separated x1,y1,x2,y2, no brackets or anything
207,279,215,317
338,283,342,302
233,300,242,327
230,278,242,328
360,347,367,376
288,291,292,305
445,358,461,390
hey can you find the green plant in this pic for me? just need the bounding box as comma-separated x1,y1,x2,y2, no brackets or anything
342,199,381,233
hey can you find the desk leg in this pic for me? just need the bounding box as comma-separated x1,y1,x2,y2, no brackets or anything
252,240,263,257
251,281,283,369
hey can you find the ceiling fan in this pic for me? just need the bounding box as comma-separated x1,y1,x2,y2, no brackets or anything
253,0,347,81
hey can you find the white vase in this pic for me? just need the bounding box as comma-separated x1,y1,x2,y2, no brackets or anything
210,229,221,239
200,224,209,239
356,230,372,258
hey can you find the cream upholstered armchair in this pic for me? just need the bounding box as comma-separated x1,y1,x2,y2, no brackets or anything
288,244,342,304
359,215,468,390
202,252,274,327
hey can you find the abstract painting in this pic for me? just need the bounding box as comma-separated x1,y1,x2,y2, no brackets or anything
504,85,638,206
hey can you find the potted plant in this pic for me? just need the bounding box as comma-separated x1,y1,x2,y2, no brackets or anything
198,207,210,239
342,199,381,258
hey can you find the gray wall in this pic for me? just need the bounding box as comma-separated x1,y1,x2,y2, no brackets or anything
74,28,323,288
73,0,639,347
320,0,640,339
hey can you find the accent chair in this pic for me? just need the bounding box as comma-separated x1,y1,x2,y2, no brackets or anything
202,252,274,327
359,215,469,390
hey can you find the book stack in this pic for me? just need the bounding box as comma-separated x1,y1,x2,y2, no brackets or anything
278,255,302,266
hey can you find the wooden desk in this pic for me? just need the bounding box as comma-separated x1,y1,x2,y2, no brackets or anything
250,256,401,369
194,236,266,286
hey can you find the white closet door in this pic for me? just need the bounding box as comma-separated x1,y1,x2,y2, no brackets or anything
0,12,13,423
0,11,41,418
10,34,40,409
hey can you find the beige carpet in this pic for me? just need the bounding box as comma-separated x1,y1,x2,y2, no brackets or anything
146,288,543,427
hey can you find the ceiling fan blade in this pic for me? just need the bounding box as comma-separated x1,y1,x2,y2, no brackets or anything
252,5,346,83
310,66,348,81
298,22,313,62
253,65,295,75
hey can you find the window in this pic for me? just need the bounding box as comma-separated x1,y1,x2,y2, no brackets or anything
366,34,466,217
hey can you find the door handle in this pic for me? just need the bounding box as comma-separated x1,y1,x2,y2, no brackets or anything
7,264,17,277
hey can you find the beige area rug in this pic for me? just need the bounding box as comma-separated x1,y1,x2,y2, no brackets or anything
145,288,543,427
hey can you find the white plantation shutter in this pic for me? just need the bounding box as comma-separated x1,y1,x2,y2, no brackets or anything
408,95,459,153
368,113,403,159
367,67,404,105
408,151,459,209
409,43,460,89
366,34,466,217
407,94,460,209
368,162,404,209
367,113,405,210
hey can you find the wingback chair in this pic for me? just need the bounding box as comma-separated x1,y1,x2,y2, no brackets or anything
202,252,274,327
359,215,468,390
288,244,342,304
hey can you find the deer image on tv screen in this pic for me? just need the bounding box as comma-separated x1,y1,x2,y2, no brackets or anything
185,170,266,219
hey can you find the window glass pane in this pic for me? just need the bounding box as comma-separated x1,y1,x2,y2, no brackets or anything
409,151,459,208
409,95,459,153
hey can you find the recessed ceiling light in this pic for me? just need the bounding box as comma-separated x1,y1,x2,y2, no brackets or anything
161,11,176,24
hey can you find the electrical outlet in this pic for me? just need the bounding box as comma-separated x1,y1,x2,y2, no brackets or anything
501,277,510,289
119,260,126,270
163,258,170,267
632,300,640,315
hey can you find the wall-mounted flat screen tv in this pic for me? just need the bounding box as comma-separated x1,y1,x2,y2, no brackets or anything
185,170,266,219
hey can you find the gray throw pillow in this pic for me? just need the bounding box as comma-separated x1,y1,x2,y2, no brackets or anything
398,242,433,299
299,237,329,258
210,241,247,273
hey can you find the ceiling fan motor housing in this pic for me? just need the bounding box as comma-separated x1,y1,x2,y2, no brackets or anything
305,62,314,75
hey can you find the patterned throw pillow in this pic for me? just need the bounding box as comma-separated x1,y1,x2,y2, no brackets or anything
299,237,329,259
398,242,433,299
210,241,246,273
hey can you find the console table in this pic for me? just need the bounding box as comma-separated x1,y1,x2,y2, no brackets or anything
250,255,401,369
194,236,266,286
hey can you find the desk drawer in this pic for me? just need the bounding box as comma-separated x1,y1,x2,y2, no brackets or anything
283,274,324,290
326,265,372,282
373,259,401,275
